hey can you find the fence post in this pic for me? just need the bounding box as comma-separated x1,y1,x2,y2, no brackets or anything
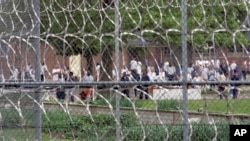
114,0,121,140
33,0,41,140
181,0,189,141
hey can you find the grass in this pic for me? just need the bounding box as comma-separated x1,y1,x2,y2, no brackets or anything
0,129,74,141
188,98,250,114
2,88,250,115
94,97,250,114
0,129,34,141
90,93,250,114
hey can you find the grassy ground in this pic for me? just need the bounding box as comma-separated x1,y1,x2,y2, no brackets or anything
2,86,250,115
188,98,250,114
0,129,77,141
92,95,250,114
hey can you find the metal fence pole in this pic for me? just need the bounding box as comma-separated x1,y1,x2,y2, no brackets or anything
114,0,121,140
181,0,189,141
33,0,41,140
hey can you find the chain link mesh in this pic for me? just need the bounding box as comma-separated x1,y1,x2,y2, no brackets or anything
0,0,249,140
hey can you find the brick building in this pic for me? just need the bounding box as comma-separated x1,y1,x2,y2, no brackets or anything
1,38,249,82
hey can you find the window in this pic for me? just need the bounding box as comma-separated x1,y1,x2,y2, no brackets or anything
162,47,170,56
128,47,141,59
228,46,243,52
236,46,243,52
0,41,9,56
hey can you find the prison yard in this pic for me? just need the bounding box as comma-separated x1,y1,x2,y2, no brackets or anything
38,86,250,115
1,0,250,140
1,85,250,141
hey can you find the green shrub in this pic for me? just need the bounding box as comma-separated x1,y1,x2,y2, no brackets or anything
42,110,247,140
42,111,138,140
191,123,215,141
123,122,232,141
0,108,22,128
123,124,182,141
0,108,34,130
167,124,183,141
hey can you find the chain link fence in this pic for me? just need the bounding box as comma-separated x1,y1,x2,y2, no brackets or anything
0,0,250,140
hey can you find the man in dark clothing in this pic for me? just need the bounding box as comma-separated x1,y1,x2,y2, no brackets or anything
56,86,65,100
140,70,150,99
230,67,242,99
120,72,130,98
220,60,229,78
131,69,141,98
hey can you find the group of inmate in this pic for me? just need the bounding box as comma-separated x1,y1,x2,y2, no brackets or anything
5,58,249,100
117,58,249,99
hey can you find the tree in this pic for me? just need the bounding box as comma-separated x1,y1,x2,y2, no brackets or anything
40,0,100,73
40,0,249,79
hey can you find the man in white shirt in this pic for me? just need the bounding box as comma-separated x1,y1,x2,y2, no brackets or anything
147,66,156,81
80,71,94,100
163,61,169,73
166,63,176,81
9,66,19,82
130,58,138,71
230,60,237,71
52,65,61,82
29,66,35,81
192,72,204,88
121,65,129,76
95,63,101,81
136,61,142,76
82,71,94,82
154,68,166,81
41,62,48,82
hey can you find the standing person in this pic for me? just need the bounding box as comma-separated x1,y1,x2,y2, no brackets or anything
214,59,220,70
187,63,194,74
230,67,242,99
68,71,76,82
207,65,216,90
82,71,94,82
121,65,129,76
24,63,32,81
112,69,117,81
79,71,94,100
155,68,166,82
120,72,130,98
241,60,248,80
136,61,142,77
63,66,70,82
166,63,176,81
29,66,35,81
26,63,32,72
154,61,163,74
192,72,204,89
53,65,66,100
140,70,150,99
130,58,138,71
131,69,141,98
67,71,76,102
95,62,101,81
220,60,229,79
163,61,169,74
230,60,237,71
147,66,156,81
52,64,62,82
217,70,227,99
40,62,48,82
9,66,19,82
55,66,66,100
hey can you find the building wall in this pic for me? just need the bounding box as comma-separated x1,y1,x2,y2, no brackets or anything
0,42,70,80
1,43,249,81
